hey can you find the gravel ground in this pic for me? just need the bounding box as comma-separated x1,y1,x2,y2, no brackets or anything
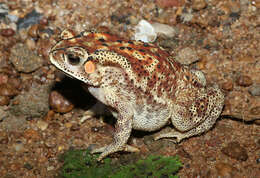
0,0,259,177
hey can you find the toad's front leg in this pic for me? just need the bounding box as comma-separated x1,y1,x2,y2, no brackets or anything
91,106,139,161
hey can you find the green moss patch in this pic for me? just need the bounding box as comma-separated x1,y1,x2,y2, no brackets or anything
59,149,182,178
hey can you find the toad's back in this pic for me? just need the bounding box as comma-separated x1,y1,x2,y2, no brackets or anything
51,30,206,105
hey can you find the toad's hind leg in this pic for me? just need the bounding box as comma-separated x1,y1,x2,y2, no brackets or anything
154,109,220,142
155,86,224,142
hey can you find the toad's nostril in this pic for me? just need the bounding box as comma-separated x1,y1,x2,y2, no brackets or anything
67,53,81,65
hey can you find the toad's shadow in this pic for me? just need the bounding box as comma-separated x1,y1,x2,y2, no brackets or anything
51,77,96,110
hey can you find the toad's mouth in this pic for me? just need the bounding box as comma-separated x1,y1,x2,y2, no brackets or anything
57,68,75,79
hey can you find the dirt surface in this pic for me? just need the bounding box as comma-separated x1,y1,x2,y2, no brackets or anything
0,0,259,177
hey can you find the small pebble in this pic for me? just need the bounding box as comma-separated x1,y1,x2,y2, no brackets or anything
17,9,42,30
7,14,19,22
58,145,65,151
47,166,55,171
215,162,236,177
0,73,8,84
70,124,80,131
253,1,260,8
192,0,207,10
8,77,22,90
26,38,37,50
36,120,49,131
48,122,60,130
23,129,40,140
39,18,48,26
152,22,177,38
10,163,21,171
250,106,260,116
13,142,25,152
0,3,9,14
237,56,254,62
134,20,157,42
44,138,57,148
24,163,33,170
49,91,74,113
0,28,15,37
175,47,199,65
254,120,260,125
44,110,55,121
28,24,39,38
236,75,253,87
155,0,180,8
37,38,53,60
229,1,240,13
91,126,100,132
38,28,53,39
91,125,113,135
0,83,18,96
222,80,233,91
0,96,10,106
0,133,8,144
248,84,260,96
221,141,248,161
38,31,50,39
64,122,72,128
38,155,47,163
159,38,179,49
229,12,240,22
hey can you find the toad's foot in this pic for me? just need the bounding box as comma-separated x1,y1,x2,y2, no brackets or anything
91,144,140,161
154,130,188,143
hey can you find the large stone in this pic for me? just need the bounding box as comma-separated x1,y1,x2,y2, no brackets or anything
10,43,43,73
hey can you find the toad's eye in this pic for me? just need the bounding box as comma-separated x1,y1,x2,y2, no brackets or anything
67,53,81,65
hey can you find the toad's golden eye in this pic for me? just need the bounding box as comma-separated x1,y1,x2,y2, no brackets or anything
67,53,81,65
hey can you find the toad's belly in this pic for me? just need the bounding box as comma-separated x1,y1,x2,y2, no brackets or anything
132,105,171,132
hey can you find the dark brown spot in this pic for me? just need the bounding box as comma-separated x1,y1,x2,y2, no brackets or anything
94,50,100,54
193,80,202,88
139,49,145,52
127,47,132,50
88,56,93,60
119,46,125,50
117,40,122,43
98,38,105,42
128,40,134,44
